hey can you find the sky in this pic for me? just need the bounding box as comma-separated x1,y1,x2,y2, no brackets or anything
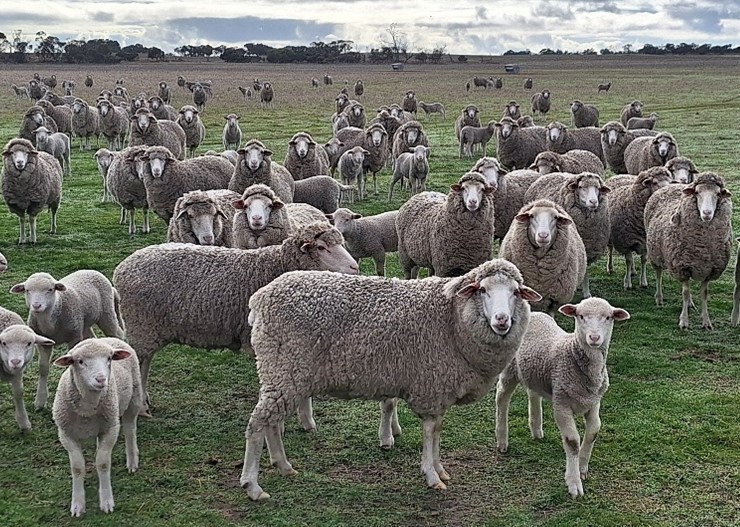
2,0,739,55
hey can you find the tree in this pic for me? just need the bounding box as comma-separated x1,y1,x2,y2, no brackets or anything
600,48,613,55
35,32,65,62
582,48,597,55
380,23,410,62
457,55,468,63
430,45,446,64
148,47,165,61
622,43,633,54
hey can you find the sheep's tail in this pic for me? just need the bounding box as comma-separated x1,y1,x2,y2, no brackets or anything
113,287,126,336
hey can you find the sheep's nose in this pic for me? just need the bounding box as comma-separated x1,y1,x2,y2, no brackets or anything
251,215,262,222
202,235,214,244
588,334,600,345
701,210,714,220
10,359,22,368
31,302,42,310
537,232,549,240
495,313,509,324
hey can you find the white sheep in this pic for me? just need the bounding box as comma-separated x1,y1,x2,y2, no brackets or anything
388,145,430,200
338,146,368,201
33,126,71,177
326,208,399,276
222,113,243,151
459,121,496,158
94,148,116,203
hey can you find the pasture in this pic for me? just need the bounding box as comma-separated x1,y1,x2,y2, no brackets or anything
0,55,739,527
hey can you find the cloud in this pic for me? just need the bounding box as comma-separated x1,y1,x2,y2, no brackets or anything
92,12,115,23
167,16,338,45
535,1,573,20
476,6,488,20
671,2,733,33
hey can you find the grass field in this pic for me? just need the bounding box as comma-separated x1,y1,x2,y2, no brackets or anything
0,55,739,527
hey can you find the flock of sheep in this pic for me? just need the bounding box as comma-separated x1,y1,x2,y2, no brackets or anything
0,69,736,517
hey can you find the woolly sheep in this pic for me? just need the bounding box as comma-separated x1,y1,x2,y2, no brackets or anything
334,92,350,115
260,82,274,108
19,105,58,146
570,100,600,128
620,100,643,127
311,78,319,88
334,123,389,195
664,156,698,184
114,223,358,411
338,146,368,201
12,84,30,100
84,75,94,88
176,105,206,158
96,98,129,151
459,121,497,158
222,114,243,151
240,258,542,499
107,145,150,234
370,108,403,142
401,90,417,115
517,115,535,128
455,105,481,141
496,298,630,497
293,175,351,214
167,189,240,246
645,172,733,330
229,139,295,203
530,150,605,176
391,120,429,160
624,132,678,174
94,148,115,202
354,79,364,97
238,86,253,100
36,99,73,137
192,84,208,113
147,96,178,122
158,81,172,105
546,122,605,164
397,172,494,278
389,145,430,200
32,126,70,178
597,82,611,94
176,75,186,88
499,199,587,315
326,208,399,276
52,338,143,516
502,101,522,121
523,77,533,89
332,113,350,135
473,76,493,89
342,100,366,129
599,121,658,174
71,98,101,151
283,132,330,181
323,74,333,86
324,137,345,177
129,108,187,160
627,112,658,130
418,101,445,119
531,89,551,120
1,138,62,244
10,270,126,410
28,80,44,102
494,117,548,170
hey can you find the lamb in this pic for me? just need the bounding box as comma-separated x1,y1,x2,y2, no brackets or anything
293,175,352,214
52,338,143,516
323,137,345,177
12,84,30,100
664,156,698,184
222,114,243,151
397,172,494,278
499,199,587,315
147,96,178,121
238,86,253,100
531,89,551,120
546,122,605,164
94,148,116,202
645,172,733,330
107,145,150,234
597,82,611,94
620,100,643,127
36,99,73,137
624,132,679,174
496,298,630,497
338,146,369,201
96,98,129,151
389,145,430,200
113,222,358,411
240,258,541,500
71,98,101,151
260,82,274,108
501,100,521,121
283,132,330,181
334,123,389,195
524,172,611,298
455,105,481,141
32,126,71,178
10,270,126,410
354,79,364,97
342,100,366,128
176,105,206,158
1,138,62,244
627,112,658,130
606,167,672,289
418,101,445,119
326,208,399,275
229,139,295,203
530,150,605,176
158,81,172,105
138,145,234,222
167,189,240,246
19,105,58,146
523,77,533,89
494,117,548,170
401,90,417,115
391,120,429,160
570,100,600,128
129,108,187,160
192,84,208,113
599,121,658,174
459,121,497,158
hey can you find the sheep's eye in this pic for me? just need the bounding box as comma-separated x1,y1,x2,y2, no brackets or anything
48,288,54,292
78,359,83,365
477,287,486,294
606,316,612,321
579,315,584,320
317,245,327,251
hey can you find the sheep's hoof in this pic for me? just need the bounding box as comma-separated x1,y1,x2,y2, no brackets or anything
702,321,713,331
438,469,451,481
138,408,153,418
431,481,447,491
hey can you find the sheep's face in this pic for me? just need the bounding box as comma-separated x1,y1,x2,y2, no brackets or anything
0,326,52,374
292,136,311,158
465,106,478,119
326,208,361,234
134,153,148,180
457,179,487,212
655,135,675,158
405,127,420,145
30,111,44,125
300,231,359,275
547,123,564,142
475,161,503,190
668,163,694,184
535,158,557,175
390,106,402,118
369,128,385,147
178,203,223,245
542,90,551,99
560,298,630,351
150,98,161,110
136,113,152,133
569,176,608,211
133,98,145,111
517,206,565,250
571,101,582,112
324,139,344,156
686,183,728,222
497,121,516,139
54,342,132,392
631,102,642,114
507,103,519,116
411,145,429,163
159,82,166,89
603,125,623,146
244,146,267,171
181,107,197,124
146,154,169,178
33,128,50,144
348,147,367,166
7,147,31,171
72,101,85,114
226,114,240,129
11,274,64,314
114,86,125,97
243,195,279,231
95,150,114,171
352,105,363,118
97,101,111,116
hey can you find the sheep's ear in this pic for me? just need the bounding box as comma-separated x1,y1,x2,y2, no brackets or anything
682,186,696,196
232,199,245,210
111,349,132,361
216,207,229,220
34,334,55,346
140,155,149,161
53,355,74,367
325,214,334,224
263,149,273,157
556,215,573,226
612,308,630,321
54,282,66,291
299,241,314,253
516,286,542,302
224,116,229,120
600,185,611,194
272,199,285,210
528,163,537,169
514,212,531,223
362,149,370,156
567,180,579,191
175,208,189,221
237,148,246,156
559,304,578,318
721,189,732,198
10,283,25,294
670,211,681,226
483,185,495,195
499,165,508,175
450,183,462,192
352,213,362,219
455,282,480,299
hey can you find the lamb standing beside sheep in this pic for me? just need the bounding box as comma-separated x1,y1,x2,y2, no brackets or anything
627,112,658,130
33,126,71,178
570,100,600,128
338,146,369,201
459,121,497,158
167,189,240,246
455,105,481,142
94,148,115,203
599,121,658,174
106,145,150,234
293,175,351,214
229,139,295,203
624,132,678,174
389,145,430,200
334,123,389,195
418,101,445,119
19,105,58,146
620,100,643,127
326,208,399,276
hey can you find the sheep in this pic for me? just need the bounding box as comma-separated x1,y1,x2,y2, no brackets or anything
389,145,430,200
338,146,369,201
96,98,130,151
496,297,630,498
597,82,611,94
158,81,172,105
138,145,234,222
459,121,497,158
222,114,243,151
523,77,533,89
524,172,611,298
283,132,330,181
326,208,398,276
397,172,494,279
19,105,58,146
240,258,541,500
260,82,274,108
167,189,240,246
455,105,481,141
354,79,364,97
177,75,186,88
147,96,178,121
94,148,116,202
36,99,73,137
332,113,350,135
465,81,471,91
530,150,605,177
499,199,587,315
334,92,350,115
494,117,548,170
391,120,429,160
33,126,71,178
627,112,658,130
606,167,672,289
107,145,150,234
645,172,733,330
402,90,417,115
52,338,143,517
493,77,503,89
293,175,352,214
517,115,535,128
229,139,295,203
323,74,333,85
624,132,679,175
192,83,208,113
12,84,30,100
599,121,658,174
28,80,44,102
324,137,345,178
546,122,605,164
531,89,551,120
43,91,75,107
472,76,492,88
570,100,600,128
311,78,319,88
664,156,698,184
501,100,521,121
129,108,187,161
1,138,62,244
42,75,57,90
238,86,253,100
10,270,126,411
620,100,643,127
418,101,445,119
342,100,366,128
369,109,403,143
84,75,94,88
115,86,131,103
176,105,206,158
71,98,101,151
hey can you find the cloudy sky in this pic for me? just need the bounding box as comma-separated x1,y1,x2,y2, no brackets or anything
3,0,739,54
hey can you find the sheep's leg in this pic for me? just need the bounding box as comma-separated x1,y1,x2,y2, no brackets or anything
137,353,153,416
118,207,126,225
296,397,316,432
143,208,151,234
420,416,446,489
732,282,740,327
554,406,584,498
639,254,649,287
494,374,518,453
265,424,296,476
29,215,38,244
128,208,137,235
121,406,139,472
10,375,31,431
378,398,400,449
679,281,691,329
432,416,450,481
96,424,120,513
581,270,591,298
578,402,601,480
50,206,58,234
373,171,378,195
527,389,544,439
700,280,713,330
623,252,633,290
34,344,53,410
654,266,664,306
373,253,386,277
240,425,270,500
59,432,87,516
18,214,27,244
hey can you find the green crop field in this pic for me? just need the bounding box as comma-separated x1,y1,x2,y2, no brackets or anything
0,55,738,527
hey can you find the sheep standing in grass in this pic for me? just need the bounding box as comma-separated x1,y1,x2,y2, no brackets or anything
501,101,521,121
12,84,30,100
96,99,129,151
496,298,630,498
665,156,698,184
334,123,389,195
71,98,100,151
52,338,143,517
129,108,187,160
222,114,242,151
158,81,172,105
459,121,497,158
107,146,150,234
260,82,274,108
494,117,548,170
354,79,364,97
229,139,295,203
147,96,178,121
192,84,208,113
624,132,678,174
240,258,541,499
523,77,533,89
620,100,643,127
338,146,369,201
326,208,398,276
324,137,345,177
19,105,58,146
627,112,658,130
455,105,481,142
531,89,551,120
391,120,429,160
342,101,366,128
28,80,44,102
283,132,330,181
1,138,62,244
401,90,417,115
389,145,430,200
530,150,605,176
94,148,115,202
645,172,733,330
37,99,73,137
570,100,600,128
597,82,611,94
546,122,605,164
600,121,657,174
33,126,71,178
167,189,239,246
332,113,350,135
176,105,206,158
293,175,352,214
418,101,445,119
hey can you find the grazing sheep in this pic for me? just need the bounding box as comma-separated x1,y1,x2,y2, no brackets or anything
324,137,345,177
167,189,240,246
455,105,481,141
192,84,208,113
397,172,494,278
260,82,274,108
147,96,178,121
323,74,333,86
326,208,398,276
496,298,630,498
129,108,187,160
664,156,698,184
94,148,115,202
501,101,522,121
389,145,430,200
158,81,172,105
531,89,551,120
33,126,71,178
570,100,600,128
283,132,330,181
391,120,429,160
626,112,658,130
114,222,358,411
473,76,492,89
229,139,295,203
71,98,101,151
494,117,548,170
12,84,30,100
176,105,206,158
52,338,143,517
10,270,126,411
1,138,62,244
530,150,605,176
222,114,243,151
107,145,150,234
546,122,605,164
624,132,678,174
338,146,369,201
645,172,733,330
311,78,319,88
96,99,129,151
459,121,497,158
418,101,445,120
620,100,643,127
293,175,352,214
19,105,58,146
597,82,611,94
599,121,658,174
606,167,672,289
402,90,417,115
354,79,364,97
523,77,533,89
240,258,541,500
342,100,366,128
36,99,73,137
500,199,587,315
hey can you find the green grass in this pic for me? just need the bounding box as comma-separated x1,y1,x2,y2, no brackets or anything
0,55,739,526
